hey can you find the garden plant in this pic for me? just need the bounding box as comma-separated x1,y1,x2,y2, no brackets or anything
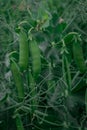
0,0,87,130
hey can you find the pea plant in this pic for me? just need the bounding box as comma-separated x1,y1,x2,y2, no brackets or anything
1,24,87,130
4,26,86,130
1,0,87,130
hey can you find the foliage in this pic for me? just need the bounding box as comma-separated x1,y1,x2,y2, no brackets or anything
0,0,87,130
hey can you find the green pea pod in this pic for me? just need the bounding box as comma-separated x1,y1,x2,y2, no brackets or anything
29,70,37,113
10,59,24,101
72,40,86,73
62,54,71,94
15,113,24,130
19,30,29,71
29,40,41,79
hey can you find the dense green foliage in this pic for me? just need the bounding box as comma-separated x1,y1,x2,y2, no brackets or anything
0,0,87,130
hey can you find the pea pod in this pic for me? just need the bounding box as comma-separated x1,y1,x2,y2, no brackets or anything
62,54,71,94
29,40,41,79
15,113,24,130
29,70,37,113
19,30,29,71
72,40,86,73
10,59,24,101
